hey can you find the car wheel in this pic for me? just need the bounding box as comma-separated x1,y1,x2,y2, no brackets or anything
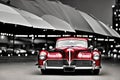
92,69,100,75
41,69,46,74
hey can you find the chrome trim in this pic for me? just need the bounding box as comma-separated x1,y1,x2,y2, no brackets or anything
40,60,101,70
68,49,71,66
75,66,100,69
44,66,101,70
40,61,46,69
46,67,63,69
92,61,96,70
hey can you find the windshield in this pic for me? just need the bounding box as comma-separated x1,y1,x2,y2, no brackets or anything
56,39,88,48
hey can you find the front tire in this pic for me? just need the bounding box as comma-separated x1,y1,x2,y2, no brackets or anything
92,69,100,75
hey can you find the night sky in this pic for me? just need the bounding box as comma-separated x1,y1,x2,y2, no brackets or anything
60,0,115,26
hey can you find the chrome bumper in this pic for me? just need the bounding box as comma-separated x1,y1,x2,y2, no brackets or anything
39,60,101,70
40,66,101,70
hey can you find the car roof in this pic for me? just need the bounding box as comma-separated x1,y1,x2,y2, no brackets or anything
57,37,88,41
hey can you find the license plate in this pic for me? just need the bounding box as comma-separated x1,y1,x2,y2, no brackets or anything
64,67,75,72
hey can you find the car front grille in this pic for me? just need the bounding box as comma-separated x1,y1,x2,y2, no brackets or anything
46,60,68,67
46,60,92,67
71,60,92,67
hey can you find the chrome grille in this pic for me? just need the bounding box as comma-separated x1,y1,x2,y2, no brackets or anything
46,60,68,67
71,60,92,67
46,60,92,67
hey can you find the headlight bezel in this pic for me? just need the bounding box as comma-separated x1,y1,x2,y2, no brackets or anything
93,52,100,60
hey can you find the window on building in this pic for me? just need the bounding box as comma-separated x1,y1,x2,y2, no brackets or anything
114,12,117,15
110,26,113,28
109,39,114,41
111,45,113,48
116,23,118,26
97,38,104,41
116,9,118,12
105,39,108,41
116,28,118,30
112,5,115,8
118,14,120,17
82,35,88,37
89,35,93,38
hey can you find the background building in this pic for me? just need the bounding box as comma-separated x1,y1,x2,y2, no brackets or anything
112,0,120,34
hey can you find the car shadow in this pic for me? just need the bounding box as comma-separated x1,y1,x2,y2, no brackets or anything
31,70,108,76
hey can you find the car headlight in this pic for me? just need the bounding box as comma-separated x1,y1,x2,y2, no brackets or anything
93,52,100,60
39,51,47,60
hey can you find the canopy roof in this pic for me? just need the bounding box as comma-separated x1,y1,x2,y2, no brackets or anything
42,15,75,32
9,0,120,38
0,2,75,33
14,8,55,30
0,3,32,27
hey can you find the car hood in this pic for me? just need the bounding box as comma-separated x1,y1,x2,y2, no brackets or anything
47,46,92,60
55,46,89,51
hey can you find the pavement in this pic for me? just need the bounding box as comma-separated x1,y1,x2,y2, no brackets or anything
0,58,120,80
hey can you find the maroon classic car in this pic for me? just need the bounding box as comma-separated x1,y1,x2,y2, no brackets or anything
38,37,101,74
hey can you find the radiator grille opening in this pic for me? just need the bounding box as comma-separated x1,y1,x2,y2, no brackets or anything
72,60,92,67
47,60,67,67
46,60,92,67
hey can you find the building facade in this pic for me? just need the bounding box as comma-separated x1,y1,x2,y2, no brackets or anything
112,0,120,34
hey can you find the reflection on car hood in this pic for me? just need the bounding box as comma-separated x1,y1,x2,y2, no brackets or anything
55,46,88,51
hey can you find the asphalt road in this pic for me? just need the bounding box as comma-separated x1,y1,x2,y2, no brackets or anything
0,58,120,80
